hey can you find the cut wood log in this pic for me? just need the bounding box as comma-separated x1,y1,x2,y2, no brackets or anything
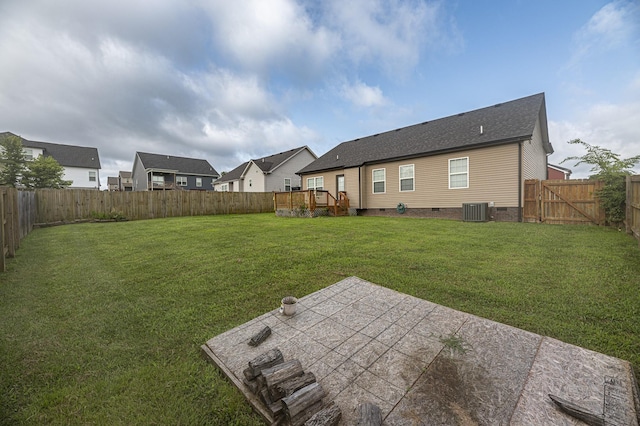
548,394,605,426
260,388,273,406
248,325,271,347
270,371,316,401
282,382,326,424
290,400,323,426
244,348,284,380
242,377,259,394
267,400,284,418
356,402,382,426
262,359,304,394
304,402,341,426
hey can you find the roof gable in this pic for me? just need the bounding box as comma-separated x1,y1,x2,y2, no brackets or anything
135,152,219,176
298,93,549,175
216,146,315,183
1,132,101,169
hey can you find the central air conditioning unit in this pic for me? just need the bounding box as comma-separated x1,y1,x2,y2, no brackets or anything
462,203,489,222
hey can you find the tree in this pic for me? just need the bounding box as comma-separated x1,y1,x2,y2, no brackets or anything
22,155,72,189
562,139,640,225
0,134,27,187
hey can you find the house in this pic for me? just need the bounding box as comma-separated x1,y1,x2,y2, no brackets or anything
131,152,219,191
297,93,553,222
1,131,101,189
214,146,317,192
107,176,119,191
118,171,133,191
547,163,572,180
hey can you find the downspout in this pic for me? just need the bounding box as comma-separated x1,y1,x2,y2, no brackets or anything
518,142,523,222
359,166,363,211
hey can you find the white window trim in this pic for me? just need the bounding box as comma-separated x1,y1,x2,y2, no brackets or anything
307,176,323,190
177,176,188,186
195,177,203,187
89,171,97,182
284,178,291,192
399,164,415,192
449,157,469,189
372,168,386,194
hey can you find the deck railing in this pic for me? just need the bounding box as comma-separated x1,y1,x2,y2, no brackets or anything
274,190,349,216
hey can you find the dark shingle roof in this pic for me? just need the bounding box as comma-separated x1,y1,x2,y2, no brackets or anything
216,146,313,183
136,152,219,176
216,161,250,183
298,93,550,175
1,132,101,169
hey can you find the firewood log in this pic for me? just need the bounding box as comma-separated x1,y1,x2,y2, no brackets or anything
304,402,341,426
356,402,382,426
244,348,284,380
282,382,326,426
262,359,304,394
270,371,316,401
248,326,271,347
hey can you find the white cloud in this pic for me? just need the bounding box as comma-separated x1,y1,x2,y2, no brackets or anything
324,0,461,75
568,0,640,66
341,80,387,108
201,0,339,81
549,101,640,177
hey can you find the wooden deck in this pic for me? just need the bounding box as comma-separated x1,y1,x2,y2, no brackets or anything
274,190,350,217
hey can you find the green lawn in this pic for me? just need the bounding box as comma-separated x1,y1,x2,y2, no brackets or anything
1,214,639,424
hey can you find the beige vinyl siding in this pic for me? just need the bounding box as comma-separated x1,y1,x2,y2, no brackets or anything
362,144,520,209
301,168,361,207
522,116,548,180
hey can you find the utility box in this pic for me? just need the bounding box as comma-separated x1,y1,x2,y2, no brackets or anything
462,203,489,222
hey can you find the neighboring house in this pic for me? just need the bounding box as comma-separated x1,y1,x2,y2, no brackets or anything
547,163,572,180
297,93,553,222
107,176,119,191
119,171,133,191
214,146,317,192
0,131,101,189
131,152,219,191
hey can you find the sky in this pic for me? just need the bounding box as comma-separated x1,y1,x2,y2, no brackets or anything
0,0,639,188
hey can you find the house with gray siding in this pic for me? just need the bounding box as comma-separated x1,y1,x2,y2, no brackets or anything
131,152,219,191
214,146,317,192
297,93,553,221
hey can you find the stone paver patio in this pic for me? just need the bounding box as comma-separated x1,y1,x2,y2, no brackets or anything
202,277,639,425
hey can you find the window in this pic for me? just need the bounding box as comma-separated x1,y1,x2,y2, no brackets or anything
196,177,202,187
399,164,414,191
220,183,228,192
152,175,164,187
23,149,33,161
284,178,291,192
177,176,187,186
449,157,468,189
89,171,97,182
307,176,323,190
372,168,385,193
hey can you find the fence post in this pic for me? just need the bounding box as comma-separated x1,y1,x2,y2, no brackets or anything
626,175,631,235
0,189,5,272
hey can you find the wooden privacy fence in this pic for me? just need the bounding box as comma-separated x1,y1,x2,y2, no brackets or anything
35,189,274,223
523,179,605,225
627,175,640,246
0,187,36,272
